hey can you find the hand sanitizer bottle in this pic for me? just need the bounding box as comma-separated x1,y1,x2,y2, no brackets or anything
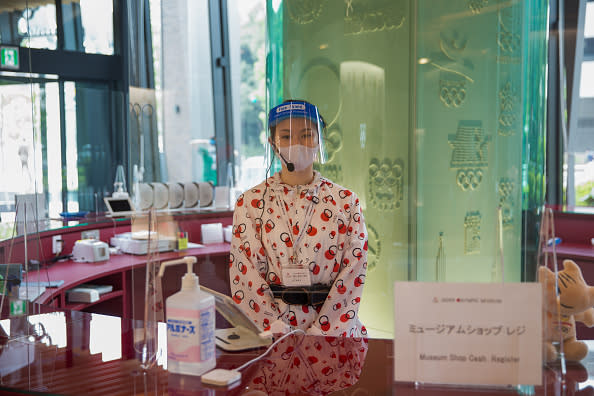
158,256,216,376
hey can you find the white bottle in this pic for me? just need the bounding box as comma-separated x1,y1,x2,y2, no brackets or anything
158,256,216,376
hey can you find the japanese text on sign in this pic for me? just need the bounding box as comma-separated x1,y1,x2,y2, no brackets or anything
393,281,542,386
408,324,526,336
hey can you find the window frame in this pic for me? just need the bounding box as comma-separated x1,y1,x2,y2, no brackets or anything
0,0,127,214
209,0,235,187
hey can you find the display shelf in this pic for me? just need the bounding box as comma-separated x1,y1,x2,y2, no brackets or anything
24,243,231,319
65,290,124,311
550,243,594,261
0,210,233,266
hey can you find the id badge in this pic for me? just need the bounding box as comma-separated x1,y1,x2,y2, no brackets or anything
282,266,312,287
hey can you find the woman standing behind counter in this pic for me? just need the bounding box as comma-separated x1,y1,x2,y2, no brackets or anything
229,99,368,337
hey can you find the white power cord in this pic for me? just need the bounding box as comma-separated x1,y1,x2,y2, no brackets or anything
201,329,305,387
236,328,305,371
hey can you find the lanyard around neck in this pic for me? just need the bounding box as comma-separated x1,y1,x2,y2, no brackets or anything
274,185,319,265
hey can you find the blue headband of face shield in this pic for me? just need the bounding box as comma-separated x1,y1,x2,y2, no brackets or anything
268,101,326,129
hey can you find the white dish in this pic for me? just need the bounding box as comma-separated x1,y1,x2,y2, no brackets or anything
198,182,214,207
137,183,154,210
168,182,184,209
184,182,200,208
151,182,169,209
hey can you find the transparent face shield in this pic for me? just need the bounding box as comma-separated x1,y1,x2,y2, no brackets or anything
267,101,327,173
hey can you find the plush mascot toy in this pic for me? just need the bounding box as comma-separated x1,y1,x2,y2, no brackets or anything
539,259,594,362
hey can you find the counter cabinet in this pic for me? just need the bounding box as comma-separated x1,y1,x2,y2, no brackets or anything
0,211,233,320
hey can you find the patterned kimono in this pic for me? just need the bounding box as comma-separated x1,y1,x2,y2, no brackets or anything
229,171,368,337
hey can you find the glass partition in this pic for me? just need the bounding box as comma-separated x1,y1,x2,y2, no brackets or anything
0,0,47,337
267,0,548,338
414,0,548,283
0,0,236,238
0,82,125,239
0,0,126,237
68,84,125,214
564,1,594,210
0,78,45,239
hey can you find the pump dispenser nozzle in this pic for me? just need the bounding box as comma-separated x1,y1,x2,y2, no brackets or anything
158,256,198,290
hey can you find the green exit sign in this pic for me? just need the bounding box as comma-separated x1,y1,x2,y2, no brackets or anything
0,46,19,70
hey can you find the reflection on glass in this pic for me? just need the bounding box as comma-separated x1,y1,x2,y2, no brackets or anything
90,313,121,362
0,0,114,53
129,88,160,184
65,82,125,213
64,82,79,212
45,82,63,219
160,0,217,186
0,82,41,195
113,164,127,195
27,312,66,348
586,2,594,38
573,59,594,209
157,320,167,368
62,0,114,55
435,231,446,281
241,335,368,395
0,2,58,49
0,79,124,239
0,318,10,337
0,334,36,377
231,0,267,192
0,80,45,239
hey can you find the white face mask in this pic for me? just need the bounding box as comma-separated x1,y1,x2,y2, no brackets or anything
277,144,318,172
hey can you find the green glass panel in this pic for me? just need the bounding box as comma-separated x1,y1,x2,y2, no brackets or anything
415,0,548,284
266,0,547,337
415,0,526,283
267,0,410,338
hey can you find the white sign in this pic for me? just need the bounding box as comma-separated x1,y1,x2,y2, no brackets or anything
394,282,542,386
